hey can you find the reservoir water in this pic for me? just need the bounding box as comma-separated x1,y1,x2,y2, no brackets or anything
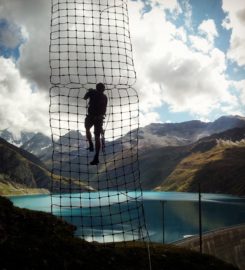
9,191,245,243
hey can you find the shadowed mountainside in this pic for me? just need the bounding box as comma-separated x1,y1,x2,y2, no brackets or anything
0,138,94,195
155,128,245,195
92,127,245,195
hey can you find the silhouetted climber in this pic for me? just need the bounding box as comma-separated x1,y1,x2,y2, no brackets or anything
84,83,108,165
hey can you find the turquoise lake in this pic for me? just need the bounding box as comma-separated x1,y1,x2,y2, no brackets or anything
9,191,245,243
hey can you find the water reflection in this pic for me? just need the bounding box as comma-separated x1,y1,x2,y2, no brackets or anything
9,192,245,243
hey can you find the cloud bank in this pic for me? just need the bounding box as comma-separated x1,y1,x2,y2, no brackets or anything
0,57,49,136
222,0,245,67
129,0,241,120
0,0,244,136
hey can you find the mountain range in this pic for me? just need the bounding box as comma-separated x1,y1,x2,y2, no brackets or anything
1,115,245,195
0,129,36,147
137,115,245,147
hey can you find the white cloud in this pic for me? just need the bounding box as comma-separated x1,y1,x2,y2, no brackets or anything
139,111,161,127
182,0,193,30
129,1,237,119
232,80,245,106
174,26,187,42
151,0,182,15
222,0,245,67
198,19,218,44
0,0,50,136
0,57,49,136
187,20,217,54
0,0,51,90
0,0,243,138
189,35,212,53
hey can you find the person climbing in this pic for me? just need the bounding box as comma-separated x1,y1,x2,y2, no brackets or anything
84,83,108,165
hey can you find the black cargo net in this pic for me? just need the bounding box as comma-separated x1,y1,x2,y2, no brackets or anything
49,0,148,243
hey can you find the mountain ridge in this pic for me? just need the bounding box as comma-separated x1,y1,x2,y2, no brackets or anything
154,126,245,195
138,115,245,148
2,115,245,152
1,115,245,195
0,138,94,195
94,126,245,195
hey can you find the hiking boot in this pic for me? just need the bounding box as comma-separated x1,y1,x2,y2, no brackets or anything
87,145,94,152
90,158,99,165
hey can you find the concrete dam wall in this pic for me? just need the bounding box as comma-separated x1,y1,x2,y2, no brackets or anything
175,224,245,270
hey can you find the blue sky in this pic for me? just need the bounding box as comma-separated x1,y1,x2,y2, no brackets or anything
0,0,245,135
129,0,245,124
143,0,233,124
0,19,22,59
147,0,235,123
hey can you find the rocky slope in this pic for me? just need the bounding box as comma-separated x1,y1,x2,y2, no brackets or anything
0,129,35,147
21,132,52,160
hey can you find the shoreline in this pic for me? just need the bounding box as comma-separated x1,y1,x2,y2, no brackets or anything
2,190,245,199
2,189,50,198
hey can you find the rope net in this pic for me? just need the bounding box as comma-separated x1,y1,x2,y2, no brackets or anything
49,0,148,243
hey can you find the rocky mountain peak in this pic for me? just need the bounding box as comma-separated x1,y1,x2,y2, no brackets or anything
0,129,35,147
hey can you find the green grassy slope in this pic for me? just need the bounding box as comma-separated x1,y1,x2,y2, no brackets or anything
0,138,94,195
0,174,50,196
93,128,245,194
156,141,245,195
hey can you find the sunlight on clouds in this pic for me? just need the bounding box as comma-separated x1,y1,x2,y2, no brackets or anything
198,19,218,44
191,19,218,53
151,0,182,15
182,0,193,30
0,57,49,136
135,81,162,114
140,111,161,127
232,80,245,106
222,0,245,67
220,105,244,116
0,0,50,90
0,0,244,138
189,35,212,53
174,26,187,42
129,1,237,120
129,1,180,114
